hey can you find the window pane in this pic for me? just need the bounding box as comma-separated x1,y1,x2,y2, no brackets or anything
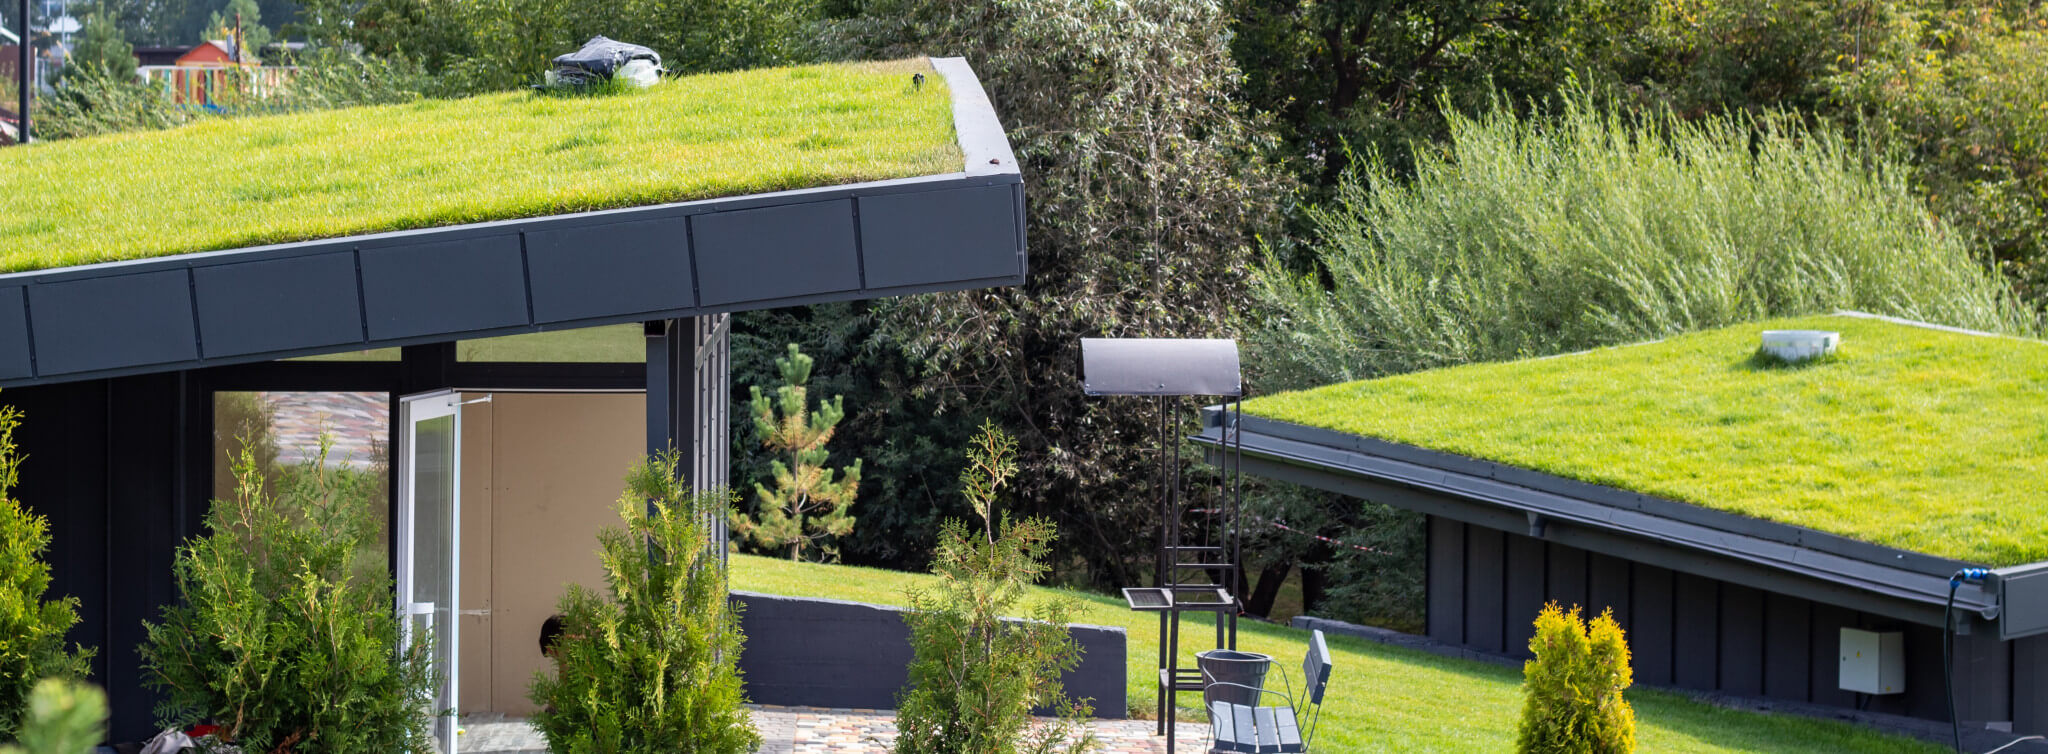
456,324,643,362
213,391,390,574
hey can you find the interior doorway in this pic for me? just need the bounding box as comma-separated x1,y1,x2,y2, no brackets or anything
214,389,646,746
451,391,646,717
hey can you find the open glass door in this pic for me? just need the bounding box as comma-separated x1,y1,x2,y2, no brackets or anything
397,390,459,753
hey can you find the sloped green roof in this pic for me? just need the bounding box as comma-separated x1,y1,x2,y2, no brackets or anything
0,58,958,272
1244,314,2048,566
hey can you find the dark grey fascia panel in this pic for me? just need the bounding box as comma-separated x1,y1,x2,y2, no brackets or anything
525,217,693,323
693,200,860,306
0,57,1025,388
361,235,529,340
861,183,1023,289
30,270,198,376
1081,338,1241,396
193,250,363,358
1195,412,2005,629
0,288,30,380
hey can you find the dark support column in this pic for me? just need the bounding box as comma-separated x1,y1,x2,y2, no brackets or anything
646,315,731,558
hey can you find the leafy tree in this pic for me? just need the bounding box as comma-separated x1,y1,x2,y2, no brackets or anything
0,409,92,742
838,0,1294,590
1517,603,1635,753
731,343,863,562
139,440,434,754
528,451,757,754
893,422,1094,754
206,0,269,61
1832,3,2048,306
0,679,105,754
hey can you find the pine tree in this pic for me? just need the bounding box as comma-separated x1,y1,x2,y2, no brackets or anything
730,343,862,562
64,14,136,82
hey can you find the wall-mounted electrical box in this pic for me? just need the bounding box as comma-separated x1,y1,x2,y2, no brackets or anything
1994,562,2048,640
1839,628,1905,695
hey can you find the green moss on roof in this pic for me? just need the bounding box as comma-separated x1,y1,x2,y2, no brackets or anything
1244,315,2048,566
0,58,959,272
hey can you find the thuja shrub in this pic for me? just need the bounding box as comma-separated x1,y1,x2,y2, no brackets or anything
0,679,106,754
893,422,1095,754
528,451,757,754
1516,603,1636,754
139,442,435,754
0,408,92,741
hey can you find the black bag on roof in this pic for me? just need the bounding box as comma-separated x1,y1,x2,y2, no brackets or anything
550,36,662,85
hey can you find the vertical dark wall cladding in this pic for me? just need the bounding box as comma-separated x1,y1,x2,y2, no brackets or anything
1762,592,1812,701
1463,527,1506,653
2018,634,2048,733
6,376,190,742
0,286,35,380
1718,583,1765,696
1956,630,2011,723
1673,572,1720,689
1545,543,1588,614
1808,603,1856,708
1587,553,1630,629
1631,563,1675,686
1503,534,1545,659
1426,517,1465,644
1903,623,1949,720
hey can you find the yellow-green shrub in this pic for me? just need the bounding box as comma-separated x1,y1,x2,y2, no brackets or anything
1516,603,1636,753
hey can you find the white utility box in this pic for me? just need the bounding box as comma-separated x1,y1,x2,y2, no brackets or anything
1839,628,1905,695
1761,330,1840,362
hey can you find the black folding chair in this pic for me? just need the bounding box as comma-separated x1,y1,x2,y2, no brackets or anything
1203,630,1332,753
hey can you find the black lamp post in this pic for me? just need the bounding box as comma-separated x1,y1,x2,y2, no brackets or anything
15,0,26,143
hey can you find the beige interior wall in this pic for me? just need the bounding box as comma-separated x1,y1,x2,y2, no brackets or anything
455,391,646,716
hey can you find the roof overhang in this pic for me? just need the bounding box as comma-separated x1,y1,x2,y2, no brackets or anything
0,57,1022,387
1195,410,2035,634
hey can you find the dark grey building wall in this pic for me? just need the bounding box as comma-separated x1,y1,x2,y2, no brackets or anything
730,591,1127,718
1426,515,2042,731
6,374,210,743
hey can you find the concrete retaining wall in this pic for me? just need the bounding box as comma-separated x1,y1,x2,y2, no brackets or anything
731,590,1127,718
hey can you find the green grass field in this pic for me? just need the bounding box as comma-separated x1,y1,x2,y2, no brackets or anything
0,59,959,272
1244,314,2048,566
729,553,1938,753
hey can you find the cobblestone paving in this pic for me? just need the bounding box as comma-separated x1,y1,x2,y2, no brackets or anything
459,708,1211,754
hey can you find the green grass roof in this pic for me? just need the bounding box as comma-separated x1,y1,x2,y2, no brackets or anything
1244,314,2048,567
0,58,960,273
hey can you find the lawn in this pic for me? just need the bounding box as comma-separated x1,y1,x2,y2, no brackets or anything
0,58,959,272
1243,314,2048,566
729,553,1940,753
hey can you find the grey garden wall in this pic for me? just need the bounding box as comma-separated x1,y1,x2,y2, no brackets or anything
730,591,1127,718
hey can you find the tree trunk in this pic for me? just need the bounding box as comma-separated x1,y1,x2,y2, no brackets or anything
1241,561,1294,619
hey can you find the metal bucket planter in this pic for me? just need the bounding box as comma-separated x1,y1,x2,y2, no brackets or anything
1196,649,1273,707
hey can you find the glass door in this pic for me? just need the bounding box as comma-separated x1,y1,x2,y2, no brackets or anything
397,390,459,753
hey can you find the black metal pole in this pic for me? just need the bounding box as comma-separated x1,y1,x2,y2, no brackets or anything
15,0,26,143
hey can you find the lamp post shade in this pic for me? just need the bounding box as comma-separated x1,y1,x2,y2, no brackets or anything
1080,338,1241,397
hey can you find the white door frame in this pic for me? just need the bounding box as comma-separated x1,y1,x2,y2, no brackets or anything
397,389,460,752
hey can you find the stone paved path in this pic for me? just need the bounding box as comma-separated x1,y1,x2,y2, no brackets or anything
459,708,1211,754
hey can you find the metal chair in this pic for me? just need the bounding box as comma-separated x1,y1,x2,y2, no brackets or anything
1203,630,1332,753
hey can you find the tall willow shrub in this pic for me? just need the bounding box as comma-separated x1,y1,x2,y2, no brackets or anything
1252,95,2035,391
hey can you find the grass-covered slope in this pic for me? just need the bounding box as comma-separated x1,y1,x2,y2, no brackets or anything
1245,314,2048,566
0,59,958,272
730,554,1937,753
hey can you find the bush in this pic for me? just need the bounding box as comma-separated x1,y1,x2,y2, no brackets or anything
1251,92,2034,393
730,343,863,562
0,679,106,754
893,422,1094,754
1517,603,1636,754
139,440,434,754
527,451,757,754
0,408,92,741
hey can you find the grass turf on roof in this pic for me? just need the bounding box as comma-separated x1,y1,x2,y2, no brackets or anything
1243,314,2048,567
0,58,959,273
